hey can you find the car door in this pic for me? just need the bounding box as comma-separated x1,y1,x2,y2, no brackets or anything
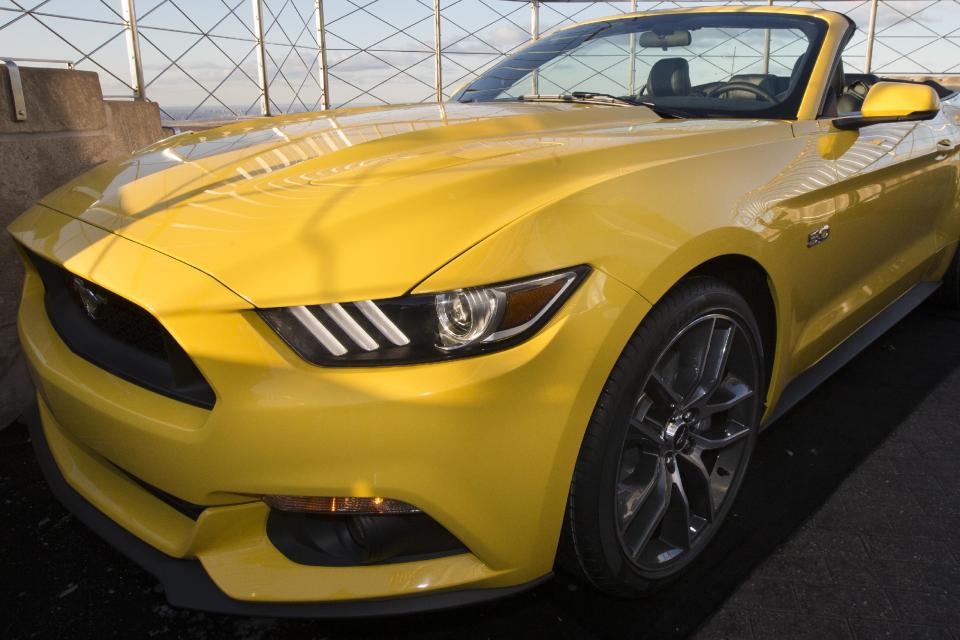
781,73,959,379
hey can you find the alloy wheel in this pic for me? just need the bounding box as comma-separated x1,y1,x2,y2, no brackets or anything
614,313,760,571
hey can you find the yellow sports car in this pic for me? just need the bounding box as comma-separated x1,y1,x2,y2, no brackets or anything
8,5,960,615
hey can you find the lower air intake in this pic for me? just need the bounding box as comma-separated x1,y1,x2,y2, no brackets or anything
267,509,467,566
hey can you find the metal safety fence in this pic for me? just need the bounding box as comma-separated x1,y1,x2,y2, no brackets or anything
1,1,959,121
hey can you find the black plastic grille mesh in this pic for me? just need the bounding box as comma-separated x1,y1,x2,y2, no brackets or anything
26,249,216,409
60,270,168,359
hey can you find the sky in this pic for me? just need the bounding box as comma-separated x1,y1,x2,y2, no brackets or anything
1,0,958,120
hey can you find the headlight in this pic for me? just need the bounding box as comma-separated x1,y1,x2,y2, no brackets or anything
259,266,590,366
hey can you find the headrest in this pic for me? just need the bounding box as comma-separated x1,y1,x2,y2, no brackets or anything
648,58,691,96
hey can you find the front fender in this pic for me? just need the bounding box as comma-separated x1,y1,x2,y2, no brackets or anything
415,169,800,422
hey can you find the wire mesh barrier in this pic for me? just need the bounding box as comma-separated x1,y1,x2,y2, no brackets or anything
1,1,958,122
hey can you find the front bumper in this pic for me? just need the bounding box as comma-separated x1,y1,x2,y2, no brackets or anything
11,205,650,611
23,403,550,617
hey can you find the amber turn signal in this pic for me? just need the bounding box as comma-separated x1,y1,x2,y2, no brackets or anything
263,495,422,515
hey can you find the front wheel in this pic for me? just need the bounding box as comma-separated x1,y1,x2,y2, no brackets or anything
559,277,765,594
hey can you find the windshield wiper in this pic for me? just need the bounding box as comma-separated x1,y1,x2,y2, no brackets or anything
517,92,638,107
517,91,691,119
570,91,643,106
575,92,696,119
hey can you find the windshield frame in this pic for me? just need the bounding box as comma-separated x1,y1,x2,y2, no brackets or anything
452,12,831,121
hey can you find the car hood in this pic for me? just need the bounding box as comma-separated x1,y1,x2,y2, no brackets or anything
38,102,779,307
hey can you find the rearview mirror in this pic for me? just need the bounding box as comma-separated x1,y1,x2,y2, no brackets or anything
833,81,940,130
638,30,692,49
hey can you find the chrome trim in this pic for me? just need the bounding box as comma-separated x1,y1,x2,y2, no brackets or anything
289,306,347,356
807,224,831,248
355,300,410,346
321,303,378,351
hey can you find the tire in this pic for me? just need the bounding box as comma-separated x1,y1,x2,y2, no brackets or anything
935,244,960,309
558,277,766,595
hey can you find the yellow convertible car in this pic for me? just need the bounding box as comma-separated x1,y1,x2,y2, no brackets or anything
8,5,960,615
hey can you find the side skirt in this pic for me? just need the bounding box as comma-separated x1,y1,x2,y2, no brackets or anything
762,281,940,428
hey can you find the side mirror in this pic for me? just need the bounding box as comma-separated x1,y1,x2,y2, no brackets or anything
833,81,940,130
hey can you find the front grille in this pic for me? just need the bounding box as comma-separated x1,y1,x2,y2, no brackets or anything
26,250,216,409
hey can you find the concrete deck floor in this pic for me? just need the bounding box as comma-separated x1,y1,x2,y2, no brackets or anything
2,306,959,640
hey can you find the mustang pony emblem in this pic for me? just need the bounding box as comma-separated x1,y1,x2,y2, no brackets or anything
72,277,107,320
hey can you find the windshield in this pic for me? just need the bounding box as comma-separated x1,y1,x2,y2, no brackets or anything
454,12,828,120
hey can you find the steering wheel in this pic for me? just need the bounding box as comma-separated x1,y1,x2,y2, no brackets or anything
705,81,776,103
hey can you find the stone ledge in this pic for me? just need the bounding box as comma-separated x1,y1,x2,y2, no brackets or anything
0,66,107,134
105,100,165,154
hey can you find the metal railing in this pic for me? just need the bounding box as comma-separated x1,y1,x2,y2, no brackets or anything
1,1,958,121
